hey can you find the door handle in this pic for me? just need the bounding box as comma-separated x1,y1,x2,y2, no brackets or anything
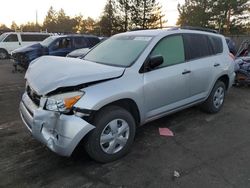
182,70,191,75
214,63,220,67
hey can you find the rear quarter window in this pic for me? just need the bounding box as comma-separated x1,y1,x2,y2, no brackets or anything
208,36,223,54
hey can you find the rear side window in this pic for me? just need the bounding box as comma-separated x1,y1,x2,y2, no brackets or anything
151,35,185,67
208,36,223,54
4,34,18,42
74,37,88,48
87,37,100,47
21,34,50,42
183,34,212,61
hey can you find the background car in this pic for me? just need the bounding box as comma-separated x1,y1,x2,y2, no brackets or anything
225,37,237,55
11,34,100,69
0,32,52,59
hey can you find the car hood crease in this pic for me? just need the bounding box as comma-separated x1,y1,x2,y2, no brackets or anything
25,56,125,95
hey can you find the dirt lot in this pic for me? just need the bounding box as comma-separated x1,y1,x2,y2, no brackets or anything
0,59,250,188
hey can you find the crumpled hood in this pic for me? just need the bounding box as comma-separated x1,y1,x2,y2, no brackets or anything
25,56,125,95
12,43,45,54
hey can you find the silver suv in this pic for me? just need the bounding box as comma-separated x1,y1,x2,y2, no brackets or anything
20,28,235,162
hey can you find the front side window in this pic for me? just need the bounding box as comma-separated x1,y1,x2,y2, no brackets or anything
84,35,152,67
53,38,72,50
151,35,185,67
4,34,18,42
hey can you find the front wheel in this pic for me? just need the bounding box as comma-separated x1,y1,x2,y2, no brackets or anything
0,49,8,59
201,81,226,114
85,106,136,163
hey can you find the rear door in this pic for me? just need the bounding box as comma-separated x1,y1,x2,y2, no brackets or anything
143,34,191,119
73,37,88,49
183,33,217,100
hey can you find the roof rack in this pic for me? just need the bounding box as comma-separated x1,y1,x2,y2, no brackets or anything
180,26,218,34
128,26,219,34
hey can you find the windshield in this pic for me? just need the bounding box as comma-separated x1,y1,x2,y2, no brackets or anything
83,35,152,67
40,36,57,47
0,33,8,42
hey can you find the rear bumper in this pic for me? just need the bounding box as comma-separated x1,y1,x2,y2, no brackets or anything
20,92,95,156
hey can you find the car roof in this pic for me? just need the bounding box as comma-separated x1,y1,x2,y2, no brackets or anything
4,32,52,35
60,34,99,38
120,28,222,37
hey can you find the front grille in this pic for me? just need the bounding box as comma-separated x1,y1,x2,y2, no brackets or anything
26,85,41,106
12,53,29,69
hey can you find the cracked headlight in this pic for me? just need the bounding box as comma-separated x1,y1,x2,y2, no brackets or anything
45,91,84,112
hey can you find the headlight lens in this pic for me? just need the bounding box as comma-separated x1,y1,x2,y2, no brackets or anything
45,91,84,112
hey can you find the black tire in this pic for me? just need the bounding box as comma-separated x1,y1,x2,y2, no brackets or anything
201,81,226,114
0,49,8,59
85,106,136,163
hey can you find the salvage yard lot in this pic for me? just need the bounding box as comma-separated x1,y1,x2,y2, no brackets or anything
0,59,250,188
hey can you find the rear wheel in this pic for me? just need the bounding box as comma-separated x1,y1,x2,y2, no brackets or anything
201,81,226,113
85,106,136,163
0,49,8,59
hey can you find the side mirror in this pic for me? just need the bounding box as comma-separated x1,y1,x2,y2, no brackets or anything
145,55,163,71
139,55,164,73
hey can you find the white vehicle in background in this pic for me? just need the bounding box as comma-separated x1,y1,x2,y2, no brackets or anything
0,32,52,59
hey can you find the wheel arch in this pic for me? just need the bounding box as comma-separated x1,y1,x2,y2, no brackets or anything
96,98,141,126
217,74,229,90
0,48,9,57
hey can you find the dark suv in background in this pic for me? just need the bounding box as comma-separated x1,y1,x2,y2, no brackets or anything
11,34,100,69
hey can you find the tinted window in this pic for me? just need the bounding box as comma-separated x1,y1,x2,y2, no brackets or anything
183,34,212,61
87,37,100,47
209,36,223,54
21,34,50,42
74,37,87,48
4,34,18,42
52,38,72,50
151,35,185,67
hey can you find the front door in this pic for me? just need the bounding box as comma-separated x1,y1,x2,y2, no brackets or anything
49,37,73,56
143,35,191,119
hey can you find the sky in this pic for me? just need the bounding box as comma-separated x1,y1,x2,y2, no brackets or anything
0,0,185,27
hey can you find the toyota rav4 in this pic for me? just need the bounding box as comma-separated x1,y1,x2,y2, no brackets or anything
20,28,235,162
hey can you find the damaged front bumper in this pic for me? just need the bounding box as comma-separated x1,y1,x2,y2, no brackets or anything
20,92,95,156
